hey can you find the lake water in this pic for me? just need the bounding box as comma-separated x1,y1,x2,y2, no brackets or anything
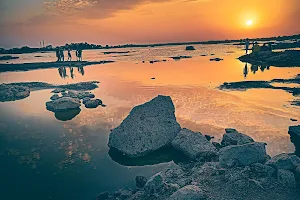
0,44,300,200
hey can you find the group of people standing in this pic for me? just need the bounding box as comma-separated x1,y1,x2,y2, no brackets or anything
244,38,272,55
56,47,83,62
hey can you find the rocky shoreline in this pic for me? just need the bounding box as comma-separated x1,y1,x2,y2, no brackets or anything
238,50,300,67
0,60,114,72
99,95,300,200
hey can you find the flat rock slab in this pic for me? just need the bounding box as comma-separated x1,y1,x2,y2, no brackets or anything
108,95,181,157
171,128,217,160
46,97,81,112
219,142,268,167
221,128,255,146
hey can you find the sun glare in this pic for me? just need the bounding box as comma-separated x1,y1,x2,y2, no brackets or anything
246,19,253,26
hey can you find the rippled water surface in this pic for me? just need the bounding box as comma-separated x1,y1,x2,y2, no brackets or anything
0,44,300,200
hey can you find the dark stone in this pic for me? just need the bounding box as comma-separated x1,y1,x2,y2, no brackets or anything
186,46,196,51
96,192,110,200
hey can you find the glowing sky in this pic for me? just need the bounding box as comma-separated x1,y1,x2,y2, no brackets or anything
0,0,299,48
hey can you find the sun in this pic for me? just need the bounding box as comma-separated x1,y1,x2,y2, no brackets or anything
246,19,253,26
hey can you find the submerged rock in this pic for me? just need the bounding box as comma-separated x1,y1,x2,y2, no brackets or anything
169,185,207,200
171,128,217,160
108,95,181,157
221,128,255,146
136,176,148,188
219,142,267,167
266,153,300,171
46,97,81,112
186,46,196,51
277,169,297,188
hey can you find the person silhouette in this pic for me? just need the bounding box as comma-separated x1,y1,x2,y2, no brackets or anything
243,63,248,78
69,67,74,79
67,48,72,61
56,47,60,62
245,38,250,54
60,48,65,62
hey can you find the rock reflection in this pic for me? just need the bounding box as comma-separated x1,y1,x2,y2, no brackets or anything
108,146,188,166
54,108,81,121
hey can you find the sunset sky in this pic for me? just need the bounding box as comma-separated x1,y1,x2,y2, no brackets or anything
0,0,299,48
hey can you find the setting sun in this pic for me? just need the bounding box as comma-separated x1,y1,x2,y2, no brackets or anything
246,19,253,26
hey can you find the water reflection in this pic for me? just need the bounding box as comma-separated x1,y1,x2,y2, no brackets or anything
243,63,271,77
109,146,188,166
58,66,85,79
54,108,81,121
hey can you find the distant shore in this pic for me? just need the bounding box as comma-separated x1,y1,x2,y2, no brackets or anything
1,34,299,55
0,61,114,73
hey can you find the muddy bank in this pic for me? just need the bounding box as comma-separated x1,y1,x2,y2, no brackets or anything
219,75,300,106
99,96,300,200
238,50,300,67
0,60,114,72
0,55,19,61
0,81,99,102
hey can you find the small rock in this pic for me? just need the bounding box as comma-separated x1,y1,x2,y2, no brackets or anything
221,128,255,146
277,169,297,187
171,128,217,160
135,176,147,188
219,142,268,167
50,94,60,101
169,185,207,200
82,97,91,104
266,153,300,171
151,77,156,80
46,97,81,112
84,99,103,108
290,118,298,122
51,88,65,93
144,172,165,194
77,91,95,99
210,58,223,61
186,46,196,51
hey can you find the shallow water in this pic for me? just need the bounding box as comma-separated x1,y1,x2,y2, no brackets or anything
0,44,300,200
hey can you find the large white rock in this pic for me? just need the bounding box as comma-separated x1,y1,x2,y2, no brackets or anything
221,128,255,146
171,128,217,160
219,142,268,167
108,95,181,157
169,185,207,200
46,97,81,112
266,153,300,171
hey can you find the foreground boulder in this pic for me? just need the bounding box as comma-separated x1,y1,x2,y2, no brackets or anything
46,97,81,112
221,128,255,146
169,185,207,200
144,172,165,194
219,142,268,167
171,128,217,160
266,153,300,171
108,95,181,157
